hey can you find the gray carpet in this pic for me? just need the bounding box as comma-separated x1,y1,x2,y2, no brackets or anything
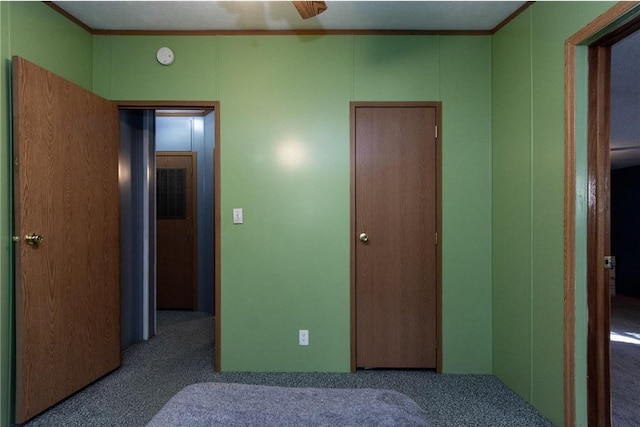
23,311,553,427
147,383,429,427
611,296,640,427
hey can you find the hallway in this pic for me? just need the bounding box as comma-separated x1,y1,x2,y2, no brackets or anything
611,296,640,427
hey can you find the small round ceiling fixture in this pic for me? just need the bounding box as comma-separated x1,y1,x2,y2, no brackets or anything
156,47,175,65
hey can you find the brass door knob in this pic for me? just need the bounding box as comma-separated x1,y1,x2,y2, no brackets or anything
359,233,369,243
25,233,44,247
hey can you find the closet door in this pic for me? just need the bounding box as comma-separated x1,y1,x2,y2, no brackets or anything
353,103,439,368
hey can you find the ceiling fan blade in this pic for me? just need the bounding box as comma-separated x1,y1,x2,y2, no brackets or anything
292,1,327,19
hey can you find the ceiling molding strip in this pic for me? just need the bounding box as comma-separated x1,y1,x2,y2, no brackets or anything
46,1,532,37
45,1,93,33
491,1,534,34
91,29,494,36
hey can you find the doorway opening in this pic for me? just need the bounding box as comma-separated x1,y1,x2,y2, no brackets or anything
564,4,640,426
118,102,221,372
608,29,640,427
156,110,214,314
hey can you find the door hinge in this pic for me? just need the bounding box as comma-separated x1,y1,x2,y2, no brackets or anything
435,232,438,245
604,256,616,270
435,125,438,139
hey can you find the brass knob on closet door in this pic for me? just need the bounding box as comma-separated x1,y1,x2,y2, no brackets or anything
359,233,369,244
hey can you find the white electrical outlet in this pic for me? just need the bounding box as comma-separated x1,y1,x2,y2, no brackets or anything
299,329,309,346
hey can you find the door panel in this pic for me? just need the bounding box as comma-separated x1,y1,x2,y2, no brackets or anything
354,104,438,368
156,152,197,310
12,57,121,423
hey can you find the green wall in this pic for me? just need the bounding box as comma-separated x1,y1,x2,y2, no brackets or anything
438,36,493,373
9,1,629,426
4,2,93,89
218,35,352,371
0,8,495,421
0,2,94,425
0,1,624,426
492,7,533,401
93,33,494,373
492,2,615,426
93,35,218,100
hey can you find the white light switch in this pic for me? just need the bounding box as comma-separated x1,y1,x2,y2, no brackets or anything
233,208,243,224
299,330,309,346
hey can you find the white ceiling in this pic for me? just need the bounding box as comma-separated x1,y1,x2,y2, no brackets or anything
611,30,640,170
52,1,526,32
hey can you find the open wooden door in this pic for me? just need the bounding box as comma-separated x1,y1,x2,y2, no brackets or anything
12,57,121,423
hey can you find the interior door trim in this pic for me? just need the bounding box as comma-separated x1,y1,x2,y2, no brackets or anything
117,100,221,372
117,101,218,109
349,101,442,373
564,3,640,426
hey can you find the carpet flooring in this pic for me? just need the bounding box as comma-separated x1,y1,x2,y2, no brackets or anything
23,311,553,427
611,295,640,427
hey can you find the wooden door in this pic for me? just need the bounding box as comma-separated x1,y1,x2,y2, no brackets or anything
12,57,121,423
353,103,439,368
156,152,197,310
587,44,613,427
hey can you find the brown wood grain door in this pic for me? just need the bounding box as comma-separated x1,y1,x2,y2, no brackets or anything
587,44,613,427
156,152,197,310
12,57,121,423
353,103,439,368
